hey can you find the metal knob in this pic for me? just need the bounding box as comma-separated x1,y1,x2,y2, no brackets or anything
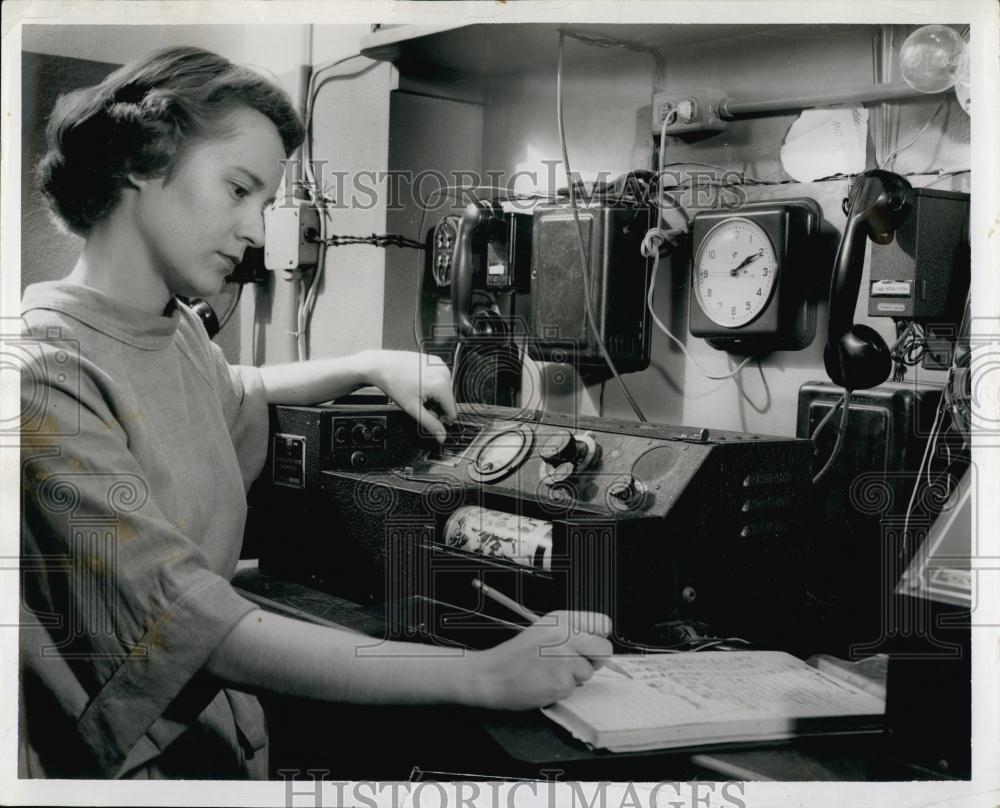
607,475,647,511
351,423,373,444
539,431,579,467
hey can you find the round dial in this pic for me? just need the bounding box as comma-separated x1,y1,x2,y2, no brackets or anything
694,217,778,328
468,425,534,483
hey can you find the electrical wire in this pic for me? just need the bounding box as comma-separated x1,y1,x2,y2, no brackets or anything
557,31,647,423
890,320,927,381
297,55,382,360
615,635,751,654
809,391,846,442
657,111,691,230
922,168,971,189
642,230,754,381
901,390,945,556
307,232,426,250
559,28,665,93
944,293,973,436
884,98,949,172
899,288,971,556
217,283,244,331
812,389,851,485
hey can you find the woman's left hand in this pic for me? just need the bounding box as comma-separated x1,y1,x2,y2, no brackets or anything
369,350,457,443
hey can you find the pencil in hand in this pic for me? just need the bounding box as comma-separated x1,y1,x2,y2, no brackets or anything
470,578,632,679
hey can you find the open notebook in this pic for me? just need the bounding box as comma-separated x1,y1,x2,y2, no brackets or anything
541,651,886,753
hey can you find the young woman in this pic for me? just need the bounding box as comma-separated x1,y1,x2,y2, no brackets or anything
19,46,612,779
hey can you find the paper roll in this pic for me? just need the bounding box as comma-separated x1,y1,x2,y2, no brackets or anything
444,506,553,571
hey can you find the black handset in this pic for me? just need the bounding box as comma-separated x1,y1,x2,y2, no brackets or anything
824,169,912,391
451,199,503,338
174,296,220,338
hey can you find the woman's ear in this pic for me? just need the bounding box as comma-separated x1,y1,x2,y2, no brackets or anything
124,172,147,191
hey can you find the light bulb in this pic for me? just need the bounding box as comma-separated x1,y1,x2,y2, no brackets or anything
899,25,967,94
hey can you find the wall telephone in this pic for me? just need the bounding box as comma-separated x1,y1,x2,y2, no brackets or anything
823,169,969,391
449,200,532,340
435,197,653,397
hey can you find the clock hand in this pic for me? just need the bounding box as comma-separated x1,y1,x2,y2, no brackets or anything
728,248,765,276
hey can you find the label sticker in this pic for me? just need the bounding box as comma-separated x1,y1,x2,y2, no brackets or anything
871,280,912,296
876,302,907,313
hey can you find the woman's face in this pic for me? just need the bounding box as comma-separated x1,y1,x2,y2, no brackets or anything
131,106,286,299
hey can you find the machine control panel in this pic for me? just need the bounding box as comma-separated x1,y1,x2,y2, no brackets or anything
257,402,814,642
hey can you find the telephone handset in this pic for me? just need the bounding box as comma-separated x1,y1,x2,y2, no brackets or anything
824,169,912,391
451,199,505,338
173,296,220,338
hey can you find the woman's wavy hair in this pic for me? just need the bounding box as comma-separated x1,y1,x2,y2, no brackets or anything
36,46,305,237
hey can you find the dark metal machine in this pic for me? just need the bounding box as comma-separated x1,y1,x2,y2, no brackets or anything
249,403,814,647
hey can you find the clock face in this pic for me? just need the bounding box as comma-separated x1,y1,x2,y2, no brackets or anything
694,217,778,328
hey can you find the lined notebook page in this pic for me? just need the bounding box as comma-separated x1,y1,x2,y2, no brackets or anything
544,651,886,735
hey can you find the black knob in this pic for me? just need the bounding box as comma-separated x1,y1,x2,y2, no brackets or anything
351,423,373,444
371,425,385,442
608,475,645,510
334,426,348,444
539,431,578,467
350,451,367,468
609,478,635,501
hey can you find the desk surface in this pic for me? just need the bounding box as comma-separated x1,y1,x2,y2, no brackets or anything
233,565,901,782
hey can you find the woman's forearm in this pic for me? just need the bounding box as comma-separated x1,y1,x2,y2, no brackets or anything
204,609,484,706
258,350,377,405
256,349,457,444
205,607,615,711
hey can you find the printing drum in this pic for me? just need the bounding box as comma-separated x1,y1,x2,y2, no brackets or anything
444,506,553,571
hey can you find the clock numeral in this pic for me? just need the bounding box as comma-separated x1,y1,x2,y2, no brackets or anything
731,306,736,316
707,289,712,297
756,288,762,296
701,269,708,279
745,301,751,310
709,250,715,259
762,267,769,276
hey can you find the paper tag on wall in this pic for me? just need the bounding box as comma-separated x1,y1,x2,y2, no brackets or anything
779,106,869,182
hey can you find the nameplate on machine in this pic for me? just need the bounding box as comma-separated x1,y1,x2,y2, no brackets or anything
273,433,306,489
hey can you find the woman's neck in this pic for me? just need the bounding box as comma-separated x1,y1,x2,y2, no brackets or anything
66,213,173,315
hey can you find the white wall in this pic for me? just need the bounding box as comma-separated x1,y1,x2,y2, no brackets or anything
478,24,970,436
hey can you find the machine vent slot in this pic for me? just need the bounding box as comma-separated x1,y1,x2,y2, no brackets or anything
743,472,796,488
739,520,790,539
741,496,791,513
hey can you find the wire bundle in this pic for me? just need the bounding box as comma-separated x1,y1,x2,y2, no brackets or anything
307,232,425,250
890,320,927,381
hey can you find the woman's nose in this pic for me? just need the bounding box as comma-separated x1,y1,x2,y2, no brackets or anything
237,208,265,249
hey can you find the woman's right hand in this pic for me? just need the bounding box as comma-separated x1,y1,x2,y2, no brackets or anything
465,611,614,710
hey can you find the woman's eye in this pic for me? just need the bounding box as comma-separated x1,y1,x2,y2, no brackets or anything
230,183,249,200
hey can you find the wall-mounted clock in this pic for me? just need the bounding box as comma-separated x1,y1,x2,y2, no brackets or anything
688,198,823,352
